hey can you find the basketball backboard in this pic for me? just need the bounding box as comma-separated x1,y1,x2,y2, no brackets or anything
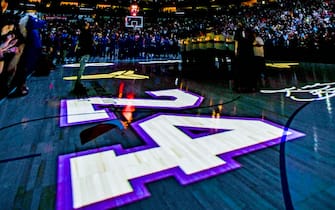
125,16,143,28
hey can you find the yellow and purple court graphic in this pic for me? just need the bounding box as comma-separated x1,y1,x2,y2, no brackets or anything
63,70,149,81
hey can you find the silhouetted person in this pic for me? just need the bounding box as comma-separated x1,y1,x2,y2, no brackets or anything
73,21,93,95
253,30,265,80
234,26,256,92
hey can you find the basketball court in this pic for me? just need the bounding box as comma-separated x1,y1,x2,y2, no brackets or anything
0,58,334,209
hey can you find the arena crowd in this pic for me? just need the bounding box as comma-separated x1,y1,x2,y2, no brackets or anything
1,0,334,98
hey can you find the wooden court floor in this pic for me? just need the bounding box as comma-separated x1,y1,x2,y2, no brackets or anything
0,59,334,210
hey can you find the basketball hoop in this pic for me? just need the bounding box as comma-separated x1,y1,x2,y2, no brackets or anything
132,21,138,30
125,16,143,29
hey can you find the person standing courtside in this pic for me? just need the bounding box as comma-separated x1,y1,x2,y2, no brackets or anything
73,21,93,95
9,12,46,97
233,25,256,92
253,30,265,83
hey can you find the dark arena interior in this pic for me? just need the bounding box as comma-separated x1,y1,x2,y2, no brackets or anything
0,0,335,209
